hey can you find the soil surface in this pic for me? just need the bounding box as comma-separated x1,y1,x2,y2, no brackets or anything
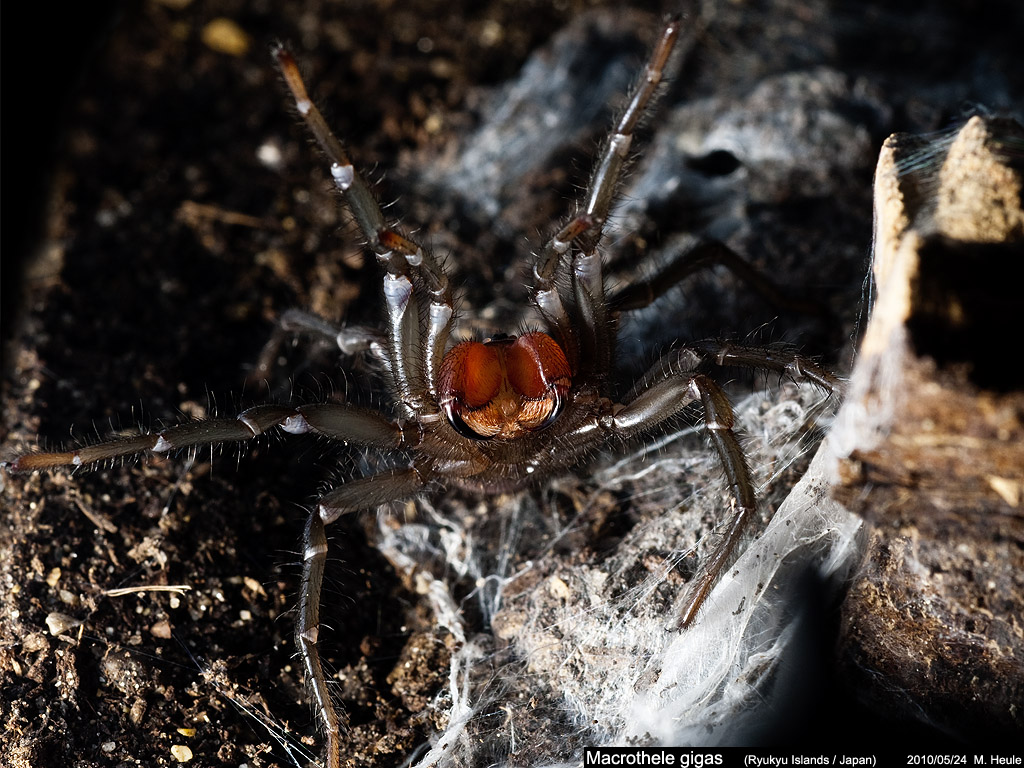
2,1,1021,766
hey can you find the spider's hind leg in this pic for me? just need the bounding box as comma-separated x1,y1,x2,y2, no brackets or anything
590,337,840,629
607,237,827,319
685,339,843,393
603,367,758,628
296,466,425,768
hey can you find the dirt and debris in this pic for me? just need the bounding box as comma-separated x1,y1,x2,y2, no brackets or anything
834,115,1024,736
2,0,1022,765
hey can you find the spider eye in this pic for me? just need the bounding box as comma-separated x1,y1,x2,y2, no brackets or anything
438,334,571,440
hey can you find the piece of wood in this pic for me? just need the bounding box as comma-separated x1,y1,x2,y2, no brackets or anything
834,116,1024,737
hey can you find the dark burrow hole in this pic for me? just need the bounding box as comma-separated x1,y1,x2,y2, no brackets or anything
687,148,742,177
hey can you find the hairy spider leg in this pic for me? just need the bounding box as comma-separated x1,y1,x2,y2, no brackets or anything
269,22,685,765
295,466,423,768
553,340,839,627
4,18,843,768
607,238,827,318
272,46,461,768
274,46,455,416
532,15,681,379
2,403,412,472
3,398,424,768
249,308,386,388
515,12,841,631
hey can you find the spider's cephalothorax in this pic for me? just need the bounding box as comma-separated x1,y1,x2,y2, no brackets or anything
4,16,840,768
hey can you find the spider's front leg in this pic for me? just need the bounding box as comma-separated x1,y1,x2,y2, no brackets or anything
531,16,681,377
273,45,462,768
274,46,454,417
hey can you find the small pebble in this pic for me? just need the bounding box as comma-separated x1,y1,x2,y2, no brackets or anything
171,744,193,762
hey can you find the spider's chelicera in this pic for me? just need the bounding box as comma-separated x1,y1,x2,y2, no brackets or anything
5,16,840,768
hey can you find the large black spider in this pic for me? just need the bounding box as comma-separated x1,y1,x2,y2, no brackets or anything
4,16,839,768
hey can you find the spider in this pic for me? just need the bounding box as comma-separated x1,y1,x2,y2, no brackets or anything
4,15,840,768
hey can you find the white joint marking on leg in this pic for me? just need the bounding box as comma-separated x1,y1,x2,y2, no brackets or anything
406,247,424,267
72,455,83,466
611,133,632,156
153,436,172,453
281,414,312,435
301,626,320,644
331,163,354,191
336,331,365,355
304,542,328,561
429,301,453,329
553,238,570,254
574,252,600,287
535,288,564,319
384,273,414,309
318,504,341,524
296,98,312,116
